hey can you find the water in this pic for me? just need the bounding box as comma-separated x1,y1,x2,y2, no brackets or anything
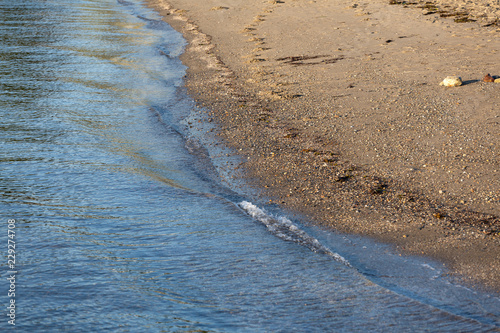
1,0,499,331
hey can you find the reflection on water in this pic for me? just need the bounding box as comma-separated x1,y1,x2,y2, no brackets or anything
1,0,499,332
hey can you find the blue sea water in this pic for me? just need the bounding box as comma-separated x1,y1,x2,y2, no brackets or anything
0,0,498,331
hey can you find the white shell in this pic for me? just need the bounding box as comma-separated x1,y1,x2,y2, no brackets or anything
439,76,462,87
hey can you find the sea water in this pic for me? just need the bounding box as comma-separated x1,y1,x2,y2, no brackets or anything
1,0,498,331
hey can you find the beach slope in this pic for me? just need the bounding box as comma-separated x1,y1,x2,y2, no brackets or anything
147,0,500,290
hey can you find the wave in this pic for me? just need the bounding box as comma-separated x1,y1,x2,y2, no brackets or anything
238,201,351,267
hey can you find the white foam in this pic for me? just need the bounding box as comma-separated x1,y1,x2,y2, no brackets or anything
238,201,351,267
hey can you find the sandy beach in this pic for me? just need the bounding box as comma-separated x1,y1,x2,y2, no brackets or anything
147,0,500,291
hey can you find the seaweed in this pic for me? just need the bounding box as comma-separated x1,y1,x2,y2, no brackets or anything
389,0,417,5
483,19,499,27
454,16,476,23
276,55,344,66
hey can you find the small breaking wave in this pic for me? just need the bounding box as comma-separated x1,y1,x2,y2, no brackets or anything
238,201,351,267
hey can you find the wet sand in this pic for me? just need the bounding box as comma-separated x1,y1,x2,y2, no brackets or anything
147,0,500,291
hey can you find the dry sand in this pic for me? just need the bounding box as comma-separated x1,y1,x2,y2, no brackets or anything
147,0,500,291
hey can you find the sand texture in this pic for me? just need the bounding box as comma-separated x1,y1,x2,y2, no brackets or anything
147,0,500,291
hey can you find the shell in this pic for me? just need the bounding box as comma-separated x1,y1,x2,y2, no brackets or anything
439,76,462,87
483,73,495,82
495,78,500,83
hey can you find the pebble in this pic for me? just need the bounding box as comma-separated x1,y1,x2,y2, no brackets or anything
439,76,462,87
483,73,495,82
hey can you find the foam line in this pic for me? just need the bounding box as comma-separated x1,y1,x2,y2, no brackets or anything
238,201,351,267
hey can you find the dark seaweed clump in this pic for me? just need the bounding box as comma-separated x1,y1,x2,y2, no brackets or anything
389,0,496,26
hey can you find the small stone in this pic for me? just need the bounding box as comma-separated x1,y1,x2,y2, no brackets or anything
483,73,495,82
433,212,444,219
439,76,462,87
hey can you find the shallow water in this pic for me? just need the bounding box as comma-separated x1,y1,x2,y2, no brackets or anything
1,0,499,331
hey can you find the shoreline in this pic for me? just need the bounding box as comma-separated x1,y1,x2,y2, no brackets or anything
147,0,500,291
